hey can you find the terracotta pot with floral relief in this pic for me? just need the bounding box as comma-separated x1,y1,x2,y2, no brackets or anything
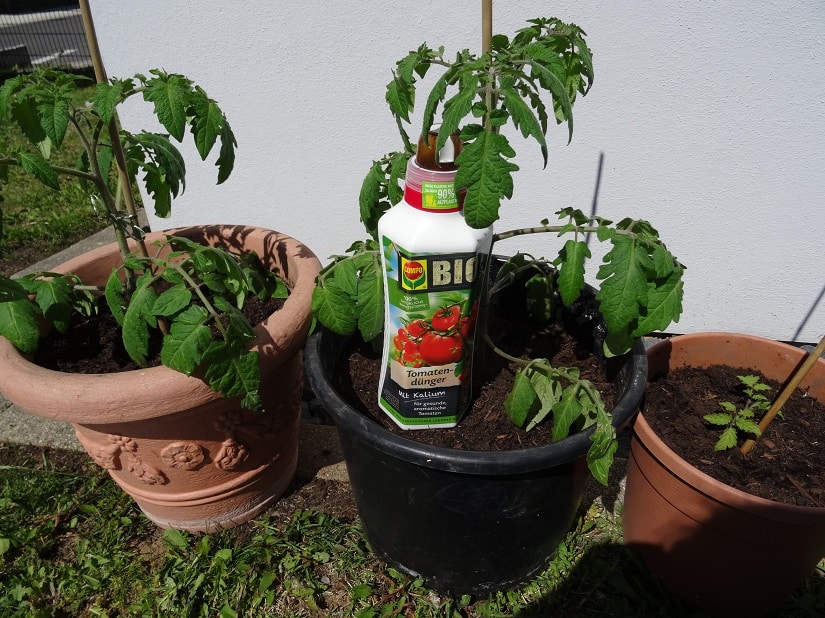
0,225,320,532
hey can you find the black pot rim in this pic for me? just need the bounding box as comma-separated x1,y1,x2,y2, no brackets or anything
305,328,647,476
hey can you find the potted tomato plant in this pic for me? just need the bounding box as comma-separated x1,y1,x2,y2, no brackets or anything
306,10,685,593
0,65,320,531
622,333,825,616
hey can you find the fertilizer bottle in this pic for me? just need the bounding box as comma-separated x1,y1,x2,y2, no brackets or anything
376,130,493,429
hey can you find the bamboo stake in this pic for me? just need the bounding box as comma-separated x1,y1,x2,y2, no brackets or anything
78,0,149,259
482,0,493,53
740,334,825,455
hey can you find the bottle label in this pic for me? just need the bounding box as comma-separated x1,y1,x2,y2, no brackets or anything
379,237,485,428
403,181,464,213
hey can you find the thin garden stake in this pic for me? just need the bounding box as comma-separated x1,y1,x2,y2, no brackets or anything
482,0,493,53
78,0,149,261
78,0,168,335
740,333,825,455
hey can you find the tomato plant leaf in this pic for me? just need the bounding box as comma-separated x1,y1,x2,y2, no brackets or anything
555,239,590,306
0,299,40,354
504,370,541,428
161,305,211,375
455,130,519,229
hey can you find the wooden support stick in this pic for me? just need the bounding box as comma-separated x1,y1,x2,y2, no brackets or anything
741,334,825,455
78,0,148,258
482,0,493,53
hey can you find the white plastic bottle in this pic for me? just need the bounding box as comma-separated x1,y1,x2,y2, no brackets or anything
376,131,493,429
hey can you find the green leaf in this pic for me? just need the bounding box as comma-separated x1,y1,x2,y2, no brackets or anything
131,132,187,198
9,97,49,154
714,427,738,451
311,283,356,336
387,151,407,205
121,284,158,366
504,370,540,428
524,365,562,431
31,276,74,333
163,528,188,550
189,93,224,160
421,72,449,138
454,130,519,229
703,412,733,426
738,374,761,388
501,83,548,165
152,284,192,317
735,418,762,436
104,269,126,326
216,118,237,184
138,162,171,218
16,151,59,190
587,420,617,487
437,73,479,153
142,72,190,141
386,75,414,123
525,271,553,322
161,305,211,375
552,386,583,441
93,80,126,125
356,254,384,342
203,345,261,410
526,57,574,140
555,239,590,306
0,299,41,353
359,160,388,239
0,277,29,303
596,235,650,346
631,271,684,337
37,96,70,149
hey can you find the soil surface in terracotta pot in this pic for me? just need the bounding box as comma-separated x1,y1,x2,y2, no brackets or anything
336,297,621,452
644,365,825,507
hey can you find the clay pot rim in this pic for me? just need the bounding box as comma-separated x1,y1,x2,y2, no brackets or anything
0,224,320,424
636,332,825,520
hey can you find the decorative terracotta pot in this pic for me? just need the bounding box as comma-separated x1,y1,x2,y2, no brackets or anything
623,333,825,617
0,225,320,532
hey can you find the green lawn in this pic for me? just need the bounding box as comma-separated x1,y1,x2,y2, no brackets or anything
1,443,822,617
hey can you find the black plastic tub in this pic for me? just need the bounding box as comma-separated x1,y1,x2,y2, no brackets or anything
305,309,646,594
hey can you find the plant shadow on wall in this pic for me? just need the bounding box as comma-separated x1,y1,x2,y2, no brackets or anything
307,15,687,595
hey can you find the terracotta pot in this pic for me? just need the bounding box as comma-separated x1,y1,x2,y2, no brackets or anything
0,225,321,532
622,332,825,617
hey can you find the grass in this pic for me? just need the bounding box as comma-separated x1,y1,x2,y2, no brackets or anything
0,82,111,276
1,444,823,617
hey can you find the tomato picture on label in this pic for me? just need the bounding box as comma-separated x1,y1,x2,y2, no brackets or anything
405,318,429,339
419,332,464,365
431,304,461,333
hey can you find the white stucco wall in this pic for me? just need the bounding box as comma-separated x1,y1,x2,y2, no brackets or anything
89,0,824,343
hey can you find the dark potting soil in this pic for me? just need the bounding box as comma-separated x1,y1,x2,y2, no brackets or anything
33,295,283,374
644,365,825,508
338,308,620,452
